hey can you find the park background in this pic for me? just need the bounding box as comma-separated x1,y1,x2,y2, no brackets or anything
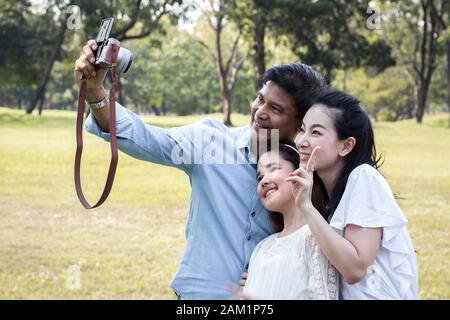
0,0,449,299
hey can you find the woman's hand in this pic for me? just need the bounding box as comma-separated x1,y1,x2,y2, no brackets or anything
285,146,320,211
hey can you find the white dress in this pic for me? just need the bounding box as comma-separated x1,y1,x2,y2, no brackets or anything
243,225,338,300
329,164,418,300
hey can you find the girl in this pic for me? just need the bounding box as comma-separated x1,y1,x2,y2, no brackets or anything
289,90,418,299
242,143,339,300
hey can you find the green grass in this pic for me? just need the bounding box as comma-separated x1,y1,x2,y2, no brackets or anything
0,107,449,299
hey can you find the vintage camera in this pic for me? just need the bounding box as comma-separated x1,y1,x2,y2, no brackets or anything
94,17,133,74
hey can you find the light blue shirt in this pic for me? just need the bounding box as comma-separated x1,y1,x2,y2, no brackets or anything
84,102,274,299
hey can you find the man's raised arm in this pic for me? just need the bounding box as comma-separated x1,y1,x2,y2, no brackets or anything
73,39,110,132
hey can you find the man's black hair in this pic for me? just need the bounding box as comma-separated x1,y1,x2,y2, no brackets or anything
262,63,326,120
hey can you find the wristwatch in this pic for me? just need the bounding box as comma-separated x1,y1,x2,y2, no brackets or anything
87,94,110,110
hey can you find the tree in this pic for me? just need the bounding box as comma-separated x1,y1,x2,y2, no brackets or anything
429,0,450,127
250,5,267,91
192,0,252,126
0,0,48,109
384,0,445,123
120,21,223,116
339,67,416,121
414,0,442,123
26,1,71,115
24,0,183,114
120,16,256,116
226,0,270,91
268,0,395,83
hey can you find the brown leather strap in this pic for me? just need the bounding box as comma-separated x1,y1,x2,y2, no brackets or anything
74,66,118,209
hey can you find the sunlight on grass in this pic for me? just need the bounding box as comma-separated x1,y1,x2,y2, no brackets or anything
0,107,449,299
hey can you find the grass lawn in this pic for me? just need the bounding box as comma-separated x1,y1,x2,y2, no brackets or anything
0,107,449,299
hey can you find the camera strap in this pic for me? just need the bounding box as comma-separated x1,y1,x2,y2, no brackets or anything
74,66,118,209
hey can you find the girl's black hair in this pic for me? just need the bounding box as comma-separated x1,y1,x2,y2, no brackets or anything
260,142,328,232
312,90,383,222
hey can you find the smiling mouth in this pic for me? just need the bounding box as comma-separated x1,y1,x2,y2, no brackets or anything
264,187,278,198
253,121,271,131
300,153,310,161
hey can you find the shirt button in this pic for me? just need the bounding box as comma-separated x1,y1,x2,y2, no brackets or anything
246,235,251,241
250,211,256,217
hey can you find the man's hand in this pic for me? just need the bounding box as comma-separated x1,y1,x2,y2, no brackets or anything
74,39,108,101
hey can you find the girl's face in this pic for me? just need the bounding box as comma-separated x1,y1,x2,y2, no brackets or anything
295,105,347,172
257,151,296,212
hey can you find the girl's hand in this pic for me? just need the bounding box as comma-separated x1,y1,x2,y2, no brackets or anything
285,146,320,211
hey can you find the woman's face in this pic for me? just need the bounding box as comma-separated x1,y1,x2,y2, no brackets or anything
295,105,345,172
256,151,296,212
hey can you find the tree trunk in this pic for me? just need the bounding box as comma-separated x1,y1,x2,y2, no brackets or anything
162,95,167,115
216,66,232,126
213,12,233,127
447,6,450,128
254,10,267,91
427,0,449,126
38,89,46,116
407,99,415,119
407,82,418,119
413,0,437,124
223,93,232,126
202,0,250,126
324,66,332,85
416,81,429,123
447,41,450,128
415,85,426,123
343,68,347,92
26,21,66,114
213,11,226,125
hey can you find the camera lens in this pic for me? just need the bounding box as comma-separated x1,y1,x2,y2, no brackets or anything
116,48,133,74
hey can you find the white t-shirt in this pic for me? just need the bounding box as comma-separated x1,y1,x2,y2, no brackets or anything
243,225,339,300
329,164,418,300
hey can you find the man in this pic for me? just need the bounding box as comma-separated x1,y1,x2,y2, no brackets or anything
74,40,325,299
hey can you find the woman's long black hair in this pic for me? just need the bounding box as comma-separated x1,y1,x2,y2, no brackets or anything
312,90,383,222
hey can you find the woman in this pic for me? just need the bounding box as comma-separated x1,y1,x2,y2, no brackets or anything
241,143,338,300
288,90,418,299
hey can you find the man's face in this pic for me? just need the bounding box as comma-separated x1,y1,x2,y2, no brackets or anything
250,81,299,142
